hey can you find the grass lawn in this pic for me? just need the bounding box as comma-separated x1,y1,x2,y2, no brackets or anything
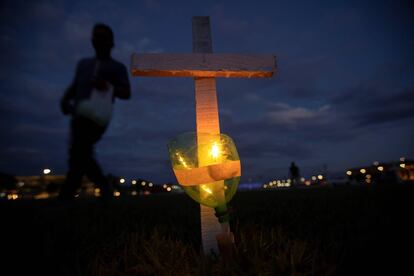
1,185,413,275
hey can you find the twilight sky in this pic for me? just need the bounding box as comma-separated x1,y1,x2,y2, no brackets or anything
0,0,413,183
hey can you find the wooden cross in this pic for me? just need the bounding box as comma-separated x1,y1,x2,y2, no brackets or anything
131,16,276,254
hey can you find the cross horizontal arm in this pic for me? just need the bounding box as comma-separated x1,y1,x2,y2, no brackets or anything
131,53,276,78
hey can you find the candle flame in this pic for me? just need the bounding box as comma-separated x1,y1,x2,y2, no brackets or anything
209,142,221,160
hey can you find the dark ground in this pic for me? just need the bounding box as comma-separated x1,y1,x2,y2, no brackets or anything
1,185,413,275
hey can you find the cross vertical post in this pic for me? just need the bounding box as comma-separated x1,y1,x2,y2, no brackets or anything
192,16,226,255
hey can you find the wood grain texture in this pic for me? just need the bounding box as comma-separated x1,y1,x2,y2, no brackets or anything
195,78,220,134
131,53,276,78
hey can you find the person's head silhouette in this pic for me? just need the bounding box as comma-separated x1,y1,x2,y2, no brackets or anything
92,23,114,60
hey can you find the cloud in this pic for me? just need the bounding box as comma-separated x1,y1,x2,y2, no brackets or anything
266,102,331,126
32,0,65,21
331,83,414,127
113,37,164,64
144,0,161,12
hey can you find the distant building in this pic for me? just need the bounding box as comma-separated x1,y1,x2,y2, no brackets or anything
16,175,66,188
345,159,414,185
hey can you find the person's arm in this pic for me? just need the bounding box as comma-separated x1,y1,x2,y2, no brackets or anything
60,84,75,115
113,64,131,100
60,62,79,115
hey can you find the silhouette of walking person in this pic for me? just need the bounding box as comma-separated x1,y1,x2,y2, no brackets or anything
59,23,131,200
289,162,300,186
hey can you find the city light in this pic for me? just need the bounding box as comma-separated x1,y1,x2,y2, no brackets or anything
131,180,137,185
120,178,125,184
7,194,19,200
377,166,384,171
373,161,379,166
34,192,49,200
366,174,371,179
360,168,366,174
43,168,51,175
114,191,121,197
141,181,146,186
300,177,305,182
311,176,317,181
400,163,406,168
400,157,405,162
317,175,323,180
346,170,352,176
131,191,137,196
166,187,172,192
149,182,153,187
163,184,167,189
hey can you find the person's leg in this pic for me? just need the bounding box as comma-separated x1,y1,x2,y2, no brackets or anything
85,154,113,199
81,119,113,199
59,118,90,199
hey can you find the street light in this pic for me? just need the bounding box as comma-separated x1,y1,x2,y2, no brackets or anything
43,168,51,175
